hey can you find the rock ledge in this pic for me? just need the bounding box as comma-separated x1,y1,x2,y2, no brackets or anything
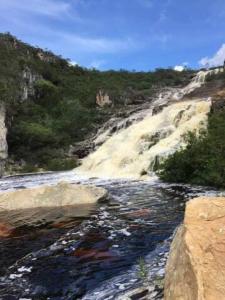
165,197,225,300
0,182,108,211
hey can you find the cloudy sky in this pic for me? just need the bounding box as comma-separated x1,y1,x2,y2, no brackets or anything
1,0,225,70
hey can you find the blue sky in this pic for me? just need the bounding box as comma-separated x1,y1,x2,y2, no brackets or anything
1,0,225,71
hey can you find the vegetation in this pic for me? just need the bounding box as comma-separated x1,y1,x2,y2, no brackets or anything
0,32,194,171
157,110,225,188
137,257,148,282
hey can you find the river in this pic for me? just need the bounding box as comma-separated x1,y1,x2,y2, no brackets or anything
0,171,221,300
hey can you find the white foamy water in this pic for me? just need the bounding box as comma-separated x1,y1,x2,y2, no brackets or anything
76,100,210,179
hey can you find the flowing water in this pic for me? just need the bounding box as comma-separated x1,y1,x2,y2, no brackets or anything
77,100,211,179
0,69,223,299
0,172,222,300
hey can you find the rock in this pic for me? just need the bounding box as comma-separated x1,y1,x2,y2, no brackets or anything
0,104,7,176
69,140,94,158
211,98,225,113
96,90,112,107
21,66,42,101
0,182,108,211
124,208,151,218
152,104,166,115
164,197,225,300
0,222,13,237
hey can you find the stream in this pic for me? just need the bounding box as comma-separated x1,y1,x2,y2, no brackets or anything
0,171,222,300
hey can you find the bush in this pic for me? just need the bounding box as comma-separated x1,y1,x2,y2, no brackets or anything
20,164,39,173
157,111,225,188
46,158,78,171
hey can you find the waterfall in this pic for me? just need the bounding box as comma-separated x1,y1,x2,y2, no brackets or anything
76,69,219,179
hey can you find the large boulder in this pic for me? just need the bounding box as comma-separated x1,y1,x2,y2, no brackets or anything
164,197,225,300
0,182,108,211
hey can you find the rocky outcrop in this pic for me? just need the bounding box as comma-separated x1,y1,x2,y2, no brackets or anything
21,67,42,101
211,88,225,113
0,182,108,211
164,197,225,300
0,104,8,176
96,90,112,107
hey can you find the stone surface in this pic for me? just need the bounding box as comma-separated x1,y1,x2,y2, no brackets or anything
164,197,225,300
211,89,225,113
0,182,108,211
96,90,112,107
0,104,7,176
0,222,13,237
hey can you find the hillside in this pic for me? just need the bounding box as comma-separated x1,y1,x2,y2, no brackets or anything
0,33,194,173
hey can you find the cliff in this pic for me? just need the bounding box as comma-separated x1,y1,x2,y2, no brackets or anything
0,104,7,176
164,197,225,300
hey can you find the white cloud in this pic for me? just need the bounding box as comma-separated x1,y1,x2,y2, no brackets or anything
0,0,71,18
69,61,78,66
174,65,184,72
89,60,106,69
199,44,225,67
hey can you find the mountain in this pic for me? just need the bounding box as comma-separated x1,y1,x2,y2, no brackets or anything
0,33,194,175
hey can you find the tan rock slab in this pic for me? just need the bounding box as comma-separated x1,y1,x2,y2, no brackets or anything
0,182,108,211
164,197,225,300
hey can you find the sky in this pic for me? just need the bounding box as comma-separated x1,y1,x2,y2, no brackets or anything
1,0,225,71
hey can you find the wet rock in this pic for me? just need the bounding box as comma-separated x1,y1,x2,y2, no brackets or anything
211,97,225,113
152,105,166,115
124,209,152,219
68,141,94,159
165,197,225,300
0,182,108,211
117,286,157,300
0,222,13,237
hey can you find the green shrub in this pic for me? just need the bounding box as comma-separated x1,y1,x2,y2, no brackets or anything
20,164,39,173
158,111,225,188
46,158,78,171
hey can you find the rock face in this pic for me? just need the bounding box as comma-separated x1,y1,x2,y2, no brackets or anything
0,104,8,176
0,182,108,211
21,67,42,101
211,89,225,113
96,90,112,107
164,197,225,300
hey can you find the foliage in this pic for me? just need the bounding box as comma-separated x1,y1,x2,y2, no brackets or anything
46,158,78,171
157,111,225,188
137,257,148,282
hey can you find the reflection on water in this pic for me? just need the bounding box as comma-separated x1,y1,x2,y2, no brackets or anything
0,172,221,299
0,203,97,277
0,203,97,235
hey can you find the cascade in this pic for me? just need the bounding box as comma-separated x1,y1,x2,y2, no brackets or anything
76,69,220,179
